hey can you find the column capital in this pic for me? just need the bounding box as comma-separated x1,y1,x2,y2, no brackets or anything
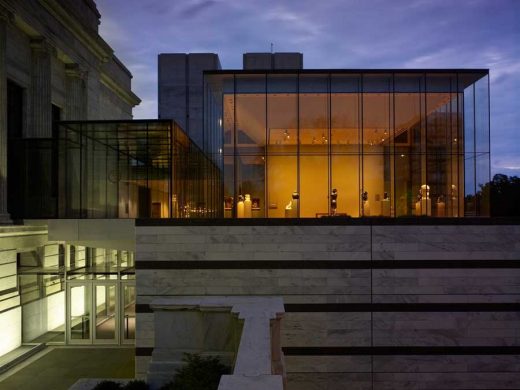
30,37,51,53
0,5,15,24
65,63,87,79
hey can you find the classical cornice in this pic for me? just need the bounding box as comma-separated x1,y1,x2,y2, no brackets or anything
0,3,14,24
100,71,141,107
38,0,112,62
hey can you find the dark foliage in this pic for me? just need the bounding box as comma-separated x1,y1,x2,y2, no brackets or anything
485,174,520,216
123,380,149,390
92,380,149,390
93,381,122,390
160,354,231,390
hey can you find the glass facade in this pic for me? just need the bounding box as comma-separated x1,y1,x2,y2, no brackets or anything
204,70,490,218
8,120,221,219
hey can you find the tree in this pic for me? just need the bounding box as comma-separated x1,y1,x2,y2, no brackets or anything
484,174,520,216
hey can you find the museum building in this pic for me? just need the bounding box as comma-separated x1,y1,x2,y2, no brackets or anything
1,2,520,389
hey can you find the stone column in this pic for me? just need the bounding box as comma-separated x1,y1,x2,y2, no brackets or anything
0,9,11,224
64,64,87,120
29,37,52,137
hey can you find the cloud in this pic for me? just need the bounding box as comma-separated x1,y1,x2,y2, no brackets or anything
178,0,217,18
96,0,520,175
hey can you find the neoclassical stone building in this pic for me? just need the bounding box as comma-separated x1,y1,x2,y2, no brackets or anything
0,0,140,223
0,0,139,360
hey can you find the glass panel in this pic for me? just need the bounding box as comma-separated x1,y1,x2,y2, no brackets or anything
362,75,392,153
474,74,490,154
299,75,329,153
300,155,328,217
123,285,136,341
362,154,390,216
267,75,297,155
223,155,234,218
362,74,392,216
426,74,457,217
267,75,298,218
70,284,91,340
464,82,476,216
394,74,423,216
236,75,266,155
476,153,490,216
331,75,360,154
331,155,360,217
236,155,265,217
95,284,116,340
267,155,297,218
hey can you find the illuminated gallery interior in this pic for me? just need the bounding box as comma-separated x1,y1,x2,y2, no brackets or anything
204,70,490,218
9,71,490,221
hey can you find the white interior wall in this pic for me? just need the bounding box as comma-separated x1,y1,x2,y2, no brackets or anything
22,291,65,342
0,307,21,357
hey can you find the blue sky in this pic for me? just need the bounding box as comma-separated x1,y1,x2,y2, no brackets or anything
96,0,520,176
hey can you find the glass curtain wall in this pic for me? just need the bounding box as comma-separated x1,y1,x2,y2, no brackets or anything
53,120,220,218
204,70,490,218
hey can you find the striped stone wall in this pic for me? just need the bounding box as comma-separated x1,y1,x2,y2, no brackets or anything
135,220,520,389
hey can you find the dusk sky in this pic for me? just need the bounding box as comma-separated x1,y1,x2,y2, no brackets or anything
96,0,520,176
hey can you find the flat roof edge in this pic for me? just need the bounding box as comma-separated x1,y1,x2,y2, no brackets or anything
204,69,489,75
136,217,517,227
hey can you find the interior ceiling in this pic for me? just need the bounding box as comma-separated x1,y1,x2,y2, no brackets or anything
223,93,454,146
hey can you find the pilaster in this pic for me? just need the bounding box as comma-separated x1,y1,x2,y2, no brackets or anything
28,37,52,137
0,8,12,224
64,63,87,120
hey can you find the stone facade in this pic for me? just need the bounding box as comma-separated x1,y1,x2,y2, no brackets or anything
158,53,221,148
0,0,140,222
135,220,520,389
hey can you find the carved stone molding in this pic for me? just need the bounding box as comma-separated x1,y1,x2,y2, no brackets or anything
65,63,86,79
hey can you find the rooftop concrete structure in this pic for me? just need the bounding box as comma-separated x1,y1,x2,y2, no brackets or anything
243,52,303,70
158,53,221,148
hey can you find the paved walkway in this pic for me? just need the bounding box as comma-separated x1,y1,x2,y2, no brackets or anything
0,347,134,390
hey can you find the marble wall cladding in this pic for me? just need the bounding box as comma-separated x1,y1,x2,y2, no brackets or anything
135,356,152,379
373,268,520,295
137,269,371,296
372,225,520,260
136,225,372,260
135,223,520,389
282,312,371,347
285,356,372,373
288,371,520,390
373,355,520,372
372,372,520,390
287,373,371,390
373,312,520,346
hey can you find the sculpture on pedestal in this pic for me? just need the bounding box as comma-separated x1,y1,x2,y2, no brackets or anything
237,195,245,218
244,194,252,218
285,192,299,218
330,188,338,216
362,191,370,216
415,184,432,216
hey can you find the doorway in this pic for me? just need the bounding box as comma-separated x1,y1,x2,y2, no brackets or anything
66,280,135,345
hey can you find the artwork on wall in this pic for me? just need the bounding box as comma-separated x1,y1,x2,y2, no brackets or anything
224,197,233,210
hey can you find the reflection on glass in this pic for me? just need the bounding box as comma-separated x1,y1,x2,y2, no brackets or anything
332,155,360,217
203,71,490,218
300,155,328,217
123,285,136,340
95,285,116,340
70,284,91,340
268,156,297,218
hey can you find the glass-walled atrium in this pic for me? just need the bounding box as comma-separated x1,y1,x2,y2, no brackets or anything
8,120,221,219
204,70,490,218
